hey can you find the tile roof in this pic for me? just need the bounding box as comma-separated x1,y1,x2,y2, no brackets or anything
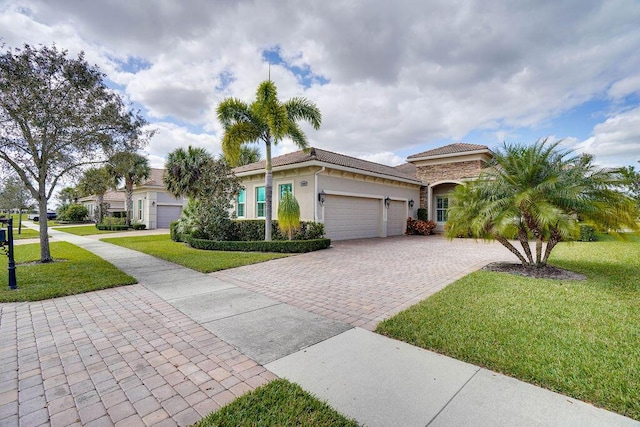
407,143,489,160
139,168,166,187
234,147,422,183
393,162,417,178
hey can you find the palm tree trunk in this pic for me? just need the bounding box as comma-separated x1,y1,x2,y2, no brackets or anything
125,182,133,227
517,229,534,264
535,237,543,266
264,141,273,241
495,234,530,266
542,227,562,264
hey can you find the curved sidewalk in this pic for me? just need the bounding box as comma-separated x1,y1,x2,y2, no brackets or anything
2,226,638,426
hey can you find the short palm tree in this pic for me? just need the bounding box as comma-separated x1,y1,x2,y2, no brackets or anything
278,190,301,240
446,139,639,267
217,80,321,240
107,152,150,226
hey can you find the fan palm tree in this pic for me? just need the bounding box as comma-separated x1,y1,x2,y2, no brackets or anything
163,146,213,199
77,167,111,222
106,152,150,226
446,139,639,267
217,80,321,240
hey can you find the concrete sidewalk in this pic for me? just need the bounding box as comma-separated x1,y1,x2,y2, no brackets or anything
7,225,639,426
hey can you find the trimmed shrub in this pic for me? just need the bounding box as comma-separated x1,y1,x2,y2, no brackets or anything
58,203,89,222
417,208,428,222
170,221,182,242
186,235,331,253
97,216,128,231
232,220,323,241
579,224,596,242
406,217,437,235
131,223,146,230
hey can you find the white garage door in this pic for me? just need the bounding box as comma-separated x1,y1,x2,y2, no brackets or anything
387,201,406,236
157,205,182,228
324,195,380,240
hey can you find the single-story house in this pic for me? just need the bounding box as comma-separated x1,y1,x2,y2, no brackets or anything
79,168,185,229
233,143,493,239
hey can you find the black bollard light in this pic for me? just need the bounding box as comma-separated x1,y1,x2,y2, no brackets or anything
0,217,17,289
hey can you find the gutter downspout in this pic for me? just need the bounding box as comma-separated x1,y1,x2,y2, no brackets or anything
314,166,326,222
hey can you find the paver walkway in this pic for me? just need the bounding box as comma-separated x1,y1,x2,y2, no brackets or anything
2,226,638,426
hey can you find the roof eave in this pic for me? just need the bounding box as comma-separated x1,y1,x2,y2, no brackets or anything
407,148,493,162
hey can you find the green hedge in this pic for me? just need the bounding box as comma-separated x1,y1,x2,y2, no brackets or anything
171,219,326,243
417,208,428,221
579,224,596,242
186,235,331,253
96,224,129,231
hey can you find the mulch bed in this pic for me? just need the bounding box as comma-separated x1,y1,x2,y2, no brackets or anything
482,262,586,280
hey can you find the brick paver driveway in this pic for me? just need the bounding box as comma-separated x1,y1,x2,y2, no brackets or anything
213,235,514,331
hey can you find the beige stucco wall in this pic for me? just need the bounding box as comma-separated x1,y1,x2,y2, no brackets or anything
132,188,185,229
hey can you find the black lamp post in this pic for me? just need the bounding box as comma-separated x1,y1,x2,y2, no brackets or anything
0,217,17,289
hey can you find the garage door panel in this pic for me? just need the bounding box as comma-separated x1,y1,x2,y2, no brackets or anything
324,196,380,240
157,205,182,228
387,201,405,236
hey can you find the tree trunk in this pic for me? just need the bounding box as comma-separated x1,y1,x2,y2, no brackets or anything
264,141,273,241
495,234,530,266
125,183,133,227
517,229,534,264
97,194,105,223
18,209,22,234
38,191,53,263
535,237,543,266
542,228,562,264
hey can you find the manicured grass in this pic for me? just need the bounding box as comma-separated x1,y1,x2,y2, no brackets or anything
52,225,121,236
102,234,290,273
0,242,136,302
376,233,640,420
8,227,39,240
194,379,359,427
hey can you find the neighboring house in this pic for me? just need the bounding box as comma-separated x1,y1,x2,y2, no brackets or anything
234,143,493,239
78,169,185,229
78,190,126,221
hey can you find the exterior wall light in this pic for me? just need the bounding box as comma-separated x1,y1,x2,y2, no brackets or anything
318,190,326,206
408,199,414,209
384,196,391,208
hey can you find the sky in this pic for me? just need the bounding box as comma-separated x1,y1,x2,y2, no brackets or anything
2,0,640,172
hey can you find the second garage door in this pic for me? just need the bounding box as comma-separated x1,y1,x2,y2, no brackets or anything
157,205,182,228
324,195,380,240
387,200,406,236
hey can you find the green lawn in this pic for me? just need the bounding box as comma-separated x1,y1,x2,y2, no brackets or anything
52,225,122,236
102,234,290,273
376,233,640,420
0,241,136,302
8,227,39,240
194,379,359,427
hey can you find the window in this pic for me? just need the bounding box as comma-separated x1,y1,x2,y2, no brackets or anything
137,199,143,220
256,186,266,217
279,183,293,198
436,196,448,222
236,189,246,217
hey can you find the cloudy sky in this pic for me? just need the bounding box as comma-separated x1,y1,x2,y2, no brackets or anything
2,0,640,170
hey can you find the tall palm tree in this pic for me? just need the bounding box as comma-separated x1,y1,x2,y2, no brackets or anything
107,152,150,226
77,167,111,222
236,145,261,167
217,80,321,240
163,146,213,199
446,139,639,267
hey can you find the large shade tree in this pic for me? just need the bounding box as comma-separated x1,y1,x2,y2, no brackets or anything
77,167,112,222
217,80,321,240
107,152,150,227
446,139,639,267
0,44,148,262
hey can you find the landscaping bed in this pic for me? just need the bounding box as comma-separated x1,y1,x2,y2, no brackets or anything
376,233,640,420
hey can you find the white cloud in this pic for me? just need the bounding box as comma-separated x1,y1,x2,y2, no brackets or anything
3,0,640,169
574,107,640,166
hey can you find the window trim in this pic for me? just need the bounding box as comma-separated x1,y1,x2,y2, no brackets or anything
436,196,448,223
236,189,246,218
256,186,266,218
137,199,144,221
